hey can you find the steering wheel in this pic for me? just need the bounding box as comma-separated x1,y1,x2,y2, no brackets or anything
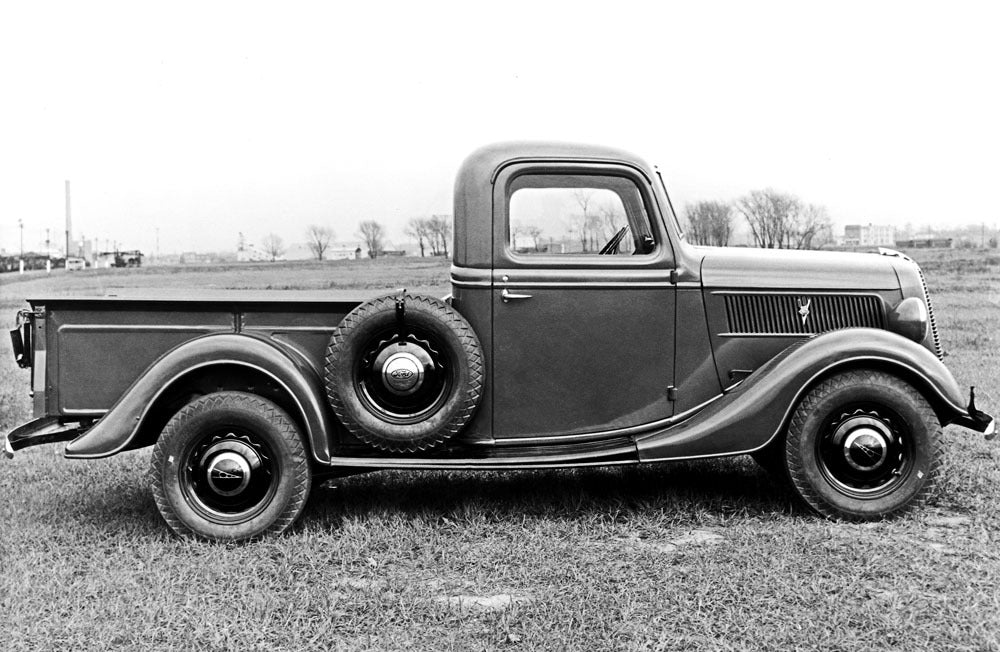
598,226,629,255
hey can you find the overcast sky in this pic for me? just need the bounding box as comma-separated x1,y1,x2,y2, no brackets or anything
1,1,997,256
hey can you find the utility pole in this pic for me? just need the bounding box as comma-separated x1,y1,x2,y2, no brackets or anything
18,218,23,258
65,180,72,257
45,228,51,258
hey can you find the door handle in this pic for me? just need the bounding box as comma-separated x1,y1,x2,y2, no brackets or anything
501,288,532,303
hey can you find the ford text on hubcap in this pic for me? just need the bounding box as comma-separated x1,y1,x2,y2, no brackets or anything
357,328,452,425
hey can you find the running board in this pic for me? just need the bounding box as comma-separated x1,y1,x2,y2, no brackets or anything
325,436,638,470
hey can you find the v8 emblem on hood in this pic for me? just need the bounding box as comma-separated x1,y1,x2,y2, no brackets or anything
797,298,812,326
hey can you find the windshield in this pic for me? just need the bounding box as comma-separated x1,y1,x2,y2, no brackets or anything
655,168,684,240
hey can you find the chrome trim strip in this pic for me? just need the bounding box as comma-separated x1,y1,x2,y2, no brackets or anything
501,281,676,289
711,290,886,296
57,325,226,333
451,279,492,288
242,326,338,333
452,278,676,289
718,333,813,338
61,408,109,416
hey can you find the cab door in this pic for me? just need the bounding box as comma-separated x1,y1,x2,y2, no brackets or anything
490,162,676,442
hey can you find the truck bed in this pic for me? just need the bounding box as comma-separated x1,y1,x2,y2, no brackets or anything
31,290,389,418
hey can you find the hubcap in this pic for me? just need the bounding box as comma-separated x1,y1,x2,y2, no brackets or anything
206,450,252,496
381,351,425,395
182,431,276,522
817,407,911,498
357,328,451,424
842,427,888,472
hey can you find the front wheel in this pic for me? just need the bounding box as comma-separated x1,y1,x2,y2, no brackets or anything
150,392,311,541
785,370,942,520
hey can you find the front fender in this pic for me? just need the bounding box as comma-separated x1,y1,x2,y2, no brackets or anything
635,328,969,461
64,333,334,463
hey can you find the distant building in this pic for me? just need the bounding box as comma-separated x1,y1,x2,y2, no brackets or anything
843,223,895,247
236,243,270,262
327,247,361,260
894,236,954,249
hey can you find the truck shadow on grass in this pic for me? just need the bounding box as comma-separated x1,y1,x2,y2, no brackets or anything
303,456,801,527
16,453,800,540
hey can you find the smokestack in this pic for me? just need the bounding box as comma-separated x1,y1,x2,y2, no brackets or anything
65,180,72,257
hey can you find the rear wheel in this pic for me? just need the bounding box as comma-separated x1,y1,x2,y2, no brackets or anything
785,370,942,519
150,392,311,541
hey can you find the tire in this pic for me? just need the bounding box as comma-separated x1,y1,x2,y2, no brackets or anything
325,294,483,452
149,392,311,541
785,369,942,520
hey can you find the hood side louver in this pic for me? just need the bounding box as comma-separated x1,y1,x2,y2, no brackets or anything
723,293,886,336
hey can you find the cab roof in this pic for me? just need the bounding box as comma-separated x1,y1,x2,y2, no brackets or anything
452,142,656,267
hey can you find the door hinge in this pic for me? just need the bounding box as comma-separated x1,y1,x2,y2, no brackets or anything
669,269,678,284
667,386,678,401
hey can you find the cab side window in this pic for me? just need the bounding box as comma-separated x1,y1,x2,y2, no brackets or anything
508,174,656,257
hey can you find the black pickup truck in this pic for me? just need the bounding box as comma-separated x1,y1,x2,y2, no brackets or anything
6,142,994,541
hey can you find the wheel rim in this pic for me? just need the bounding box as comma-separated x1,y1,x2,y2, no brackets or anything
180,429,279,524
355,326,453,425
816,405,913,498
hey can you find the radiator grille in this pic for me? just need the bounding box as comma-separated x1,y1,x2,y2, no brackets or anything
723,293,885,335
915,267,944,359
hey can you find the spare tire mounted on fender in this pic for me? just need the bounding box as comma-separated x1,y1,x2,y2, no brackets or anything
324,294,484,452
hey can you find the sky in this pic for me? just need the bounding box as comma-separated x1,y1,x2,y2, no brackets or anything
1,1,998,256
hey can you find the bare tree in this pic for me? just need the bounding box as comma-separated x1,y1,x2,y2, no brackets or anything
427,215,451,257
685,201,733,246
572,190,595,252
736,189,799,249
736,189,830,249
358,220,384,259
524,225,543,251
790,204,832,250
405,217,432,257
261,233,285,262
599,201,626,235
305,224,334,260
510,222,525,249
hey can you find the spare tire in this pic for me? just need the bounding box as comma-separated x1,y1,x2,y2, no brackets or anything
324,294,484,452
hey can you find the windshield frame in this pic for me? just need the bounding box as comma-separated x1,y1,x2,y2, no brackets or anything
654,167,684,241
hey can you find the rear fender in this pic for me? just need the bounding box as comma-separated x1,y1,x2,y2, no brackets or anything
64,333,334,463
635,328,969,461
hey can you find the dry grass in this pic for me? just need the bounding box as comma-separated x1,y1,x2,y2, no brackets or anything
1,252,998,651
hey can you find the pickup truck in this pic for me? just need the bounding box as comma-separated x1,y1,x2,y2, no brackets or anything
6,142,995,541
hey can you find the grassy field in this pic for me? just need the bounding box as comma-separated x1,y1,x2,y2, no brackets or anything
1,253,998,651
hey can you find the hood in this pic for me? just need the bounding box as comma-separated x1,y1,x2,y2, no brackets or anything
696,246,899,290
